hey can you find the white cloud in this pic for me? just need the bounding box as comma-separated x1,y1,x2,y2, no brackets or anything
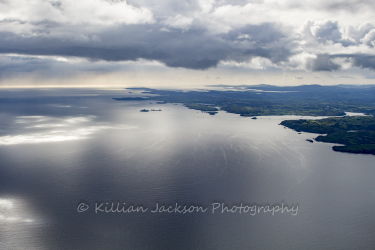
344,23,374,43
209,3,270,32
163,14,193,31
197,0,215,13
0,0,154,26
361,29,375,47
0,21,40,36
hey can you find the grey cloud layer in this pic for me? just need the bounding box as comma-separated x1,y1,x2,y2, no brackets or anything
302,20,375,71
0,22,296,70
0,0,374,73
307,54,375,71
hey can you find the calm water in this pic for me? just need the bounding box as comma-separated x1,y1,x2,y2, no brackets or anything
0,88,374,249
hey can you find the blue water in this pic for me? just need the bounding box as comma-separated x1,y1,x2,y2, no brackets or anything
0,88,374,249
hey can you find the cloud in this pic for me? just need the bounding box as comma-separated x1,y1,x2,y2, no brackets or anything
284,0,375,13
361,29,375,47
310,20,342,44
0,0,297,71
306,54,341,71
345,23,374,43
344,54,375,70
318,0,375,13
302,20,375,47
0,20,296,70
163,14,193,31
0,0,374,76
305,53,375,72
0,0,154,27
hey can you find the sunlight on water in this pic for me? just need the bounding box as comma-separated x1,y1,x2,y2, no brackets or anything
0,197,48,250
0,115,137,145
0,198,36,223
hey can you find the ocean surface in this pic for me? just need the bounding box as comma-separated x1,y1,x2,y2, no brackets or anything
0,88,374,249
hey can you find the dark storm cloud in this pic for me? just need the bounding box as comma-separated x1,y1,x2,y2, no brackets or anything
338,54,375,70
306,53,375,72
306,54,341,71
0,22,296,70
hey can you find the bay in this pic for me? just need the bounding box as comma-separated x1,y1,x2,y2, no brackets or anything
0,88,374,249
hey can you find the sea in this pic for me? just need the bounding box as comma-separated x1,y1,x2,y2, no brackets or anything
0,88,374,249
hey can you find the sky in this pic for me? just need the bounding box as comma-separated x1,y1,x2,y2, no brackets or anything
0,0,375,87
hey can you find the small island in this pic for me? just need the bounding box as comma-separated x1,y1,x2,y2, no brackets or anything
280,116,375,155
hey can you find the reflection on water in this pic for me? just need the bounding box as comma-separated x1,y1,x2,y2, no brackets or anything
0,196,48,250
0,198,36,223
0,115,137,145
0,89,375,249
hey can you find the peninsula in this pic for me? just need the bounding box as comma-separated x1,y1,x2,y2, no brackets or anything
280,116,375,155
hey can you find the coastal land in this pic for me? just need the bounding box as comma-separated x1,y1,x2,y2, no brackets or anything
280,116,375,155
114,84,375,155
114,84,375,116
